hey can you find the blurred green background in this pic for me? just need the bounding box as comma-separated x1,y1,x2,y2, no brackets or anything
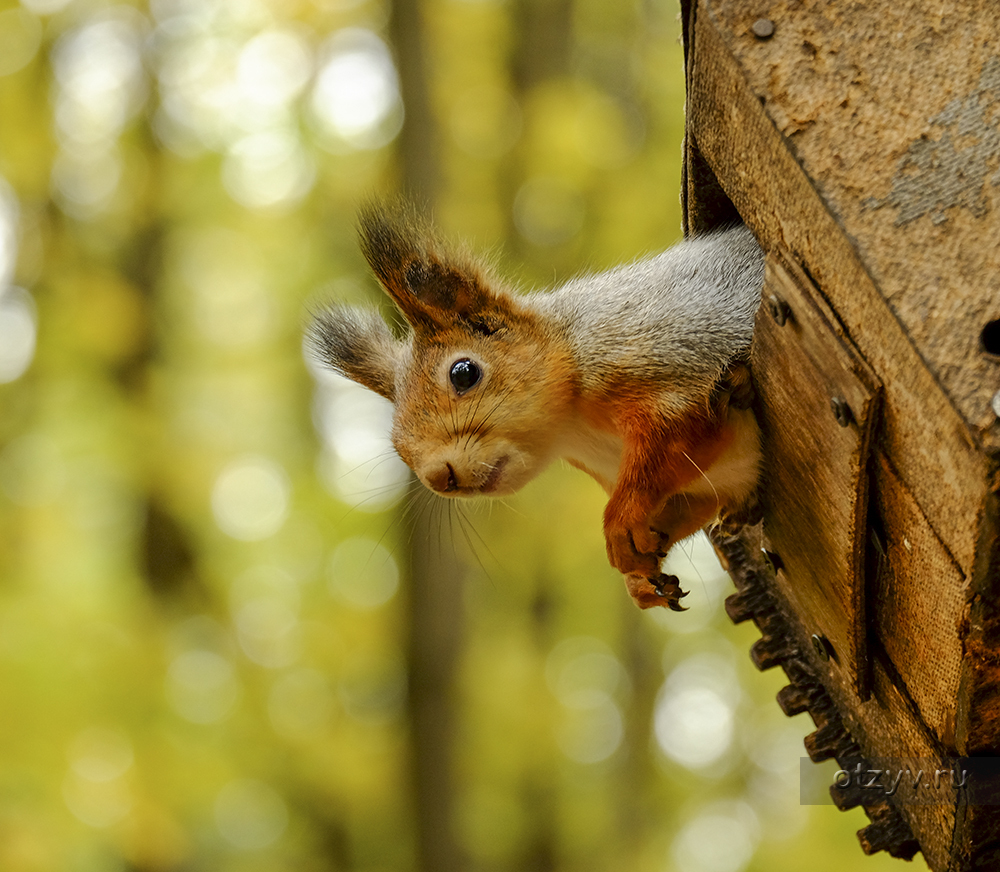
0,0,926,870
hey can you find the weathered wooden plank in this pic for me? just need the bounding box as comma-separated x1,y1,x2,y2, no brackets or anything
688,0,988,579
709,0,1000,456
958,484,1000,755
685,4,1000,865
752,254,881,697
869,452,968,748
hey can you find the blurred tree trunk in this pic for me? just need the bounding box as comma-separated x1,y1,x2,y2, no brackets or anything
510,0,574,92
618,605,660,864
505,0,574,252
405,508,467,872
389,1,466,871
390,0,440,202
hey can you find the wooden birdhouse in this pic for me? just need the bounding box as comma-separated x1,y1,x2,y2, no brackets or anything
681,1,1000,867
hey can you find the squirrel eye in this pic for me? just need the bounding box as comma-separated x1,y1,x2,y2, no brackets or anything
449,358,481,395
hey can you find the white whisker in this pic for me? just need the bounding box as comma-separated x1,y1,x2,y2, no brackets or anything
681,450,720,513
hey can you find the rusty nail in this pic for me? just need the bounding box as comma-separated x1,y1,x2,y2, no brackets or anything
752,18,775,39
811,634,832,661
831,397,853,427
992,389,1000,419
767,294,790,326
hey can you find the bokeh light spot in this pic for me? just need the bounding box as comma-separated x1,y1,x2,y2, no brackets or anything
212,455,290,541
62,727,135,828
152,35,241,153
0,175,18,287
236,28,312,110
69,727,134,783
222,130,315,209
0,9,42,77
310,371,409,510
63,774,131,829
230,566,301,668
328,538,399,610
655,686,733,769
0,288,37,383
167,649,240,724
556,693,623,764
671,802,760,872
51,8,147,149
654,652,741,770
0,433,64,505
309,28,402,151
547,637,626,764
20,0,73,14
545,636,626,707
50,148,122,216
214,778,288,851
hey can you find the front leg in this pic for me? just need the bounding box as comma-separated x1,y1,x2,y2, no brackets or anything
603,487,667,581
603,412,732,609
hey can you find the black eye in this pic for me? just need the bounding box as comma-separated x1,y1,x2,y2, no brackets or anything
449,358,481,394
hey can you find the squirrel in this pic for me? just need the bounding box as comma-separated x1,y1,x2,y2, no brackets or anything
310,203,765,610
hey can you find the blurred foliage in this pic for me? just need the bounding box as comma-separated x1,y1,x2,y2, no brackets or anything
0,0,928,870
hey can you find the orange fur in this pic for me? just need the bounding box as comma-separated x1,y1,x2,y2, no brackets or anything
582,391,734,583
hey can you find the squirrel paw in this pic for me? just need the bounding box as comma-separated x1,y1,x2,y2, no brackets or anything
605,521,664,579
716,491,764,535
714,361,755,414
726,362,756,411
624,573,688,611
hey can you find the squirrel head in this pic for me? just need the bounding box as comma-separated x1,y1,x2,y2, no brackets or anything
310,203,578,498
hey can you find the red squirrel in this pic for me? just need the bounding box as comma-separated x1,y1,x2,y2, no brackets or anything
310,203,765,610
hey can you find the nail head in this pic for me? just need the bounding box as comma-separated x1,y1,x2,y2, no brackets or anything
761,548,784,573
767,294,790,326
831,397,853,427
752,18,775,39
811,634,831,661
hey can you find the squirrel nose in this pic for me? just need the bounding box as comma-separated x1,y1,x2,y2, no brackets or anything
427,462,459,494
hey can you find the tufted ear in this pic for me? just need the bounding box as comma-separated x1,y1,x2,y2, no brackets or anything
308,305,400,402
358,201,516,336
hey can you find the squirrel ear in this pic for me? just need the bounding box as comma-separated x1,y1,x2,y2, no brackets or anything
309,306,400,402
358,202,506,331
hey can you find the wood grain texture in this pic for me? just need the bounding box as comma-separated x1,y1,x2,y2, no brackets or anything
688,0,988,578
708,0,1000,457
838,661,956,872
683,1,1000,866
753,254,881,697
868,452,968,749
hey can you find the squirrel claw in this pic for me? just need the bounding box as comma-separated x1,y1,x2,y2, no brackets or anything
624,572,688,610
652,573,688,611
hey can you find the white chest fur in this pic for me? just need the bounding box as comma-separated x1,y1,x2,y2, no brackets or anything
558,416,623,494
